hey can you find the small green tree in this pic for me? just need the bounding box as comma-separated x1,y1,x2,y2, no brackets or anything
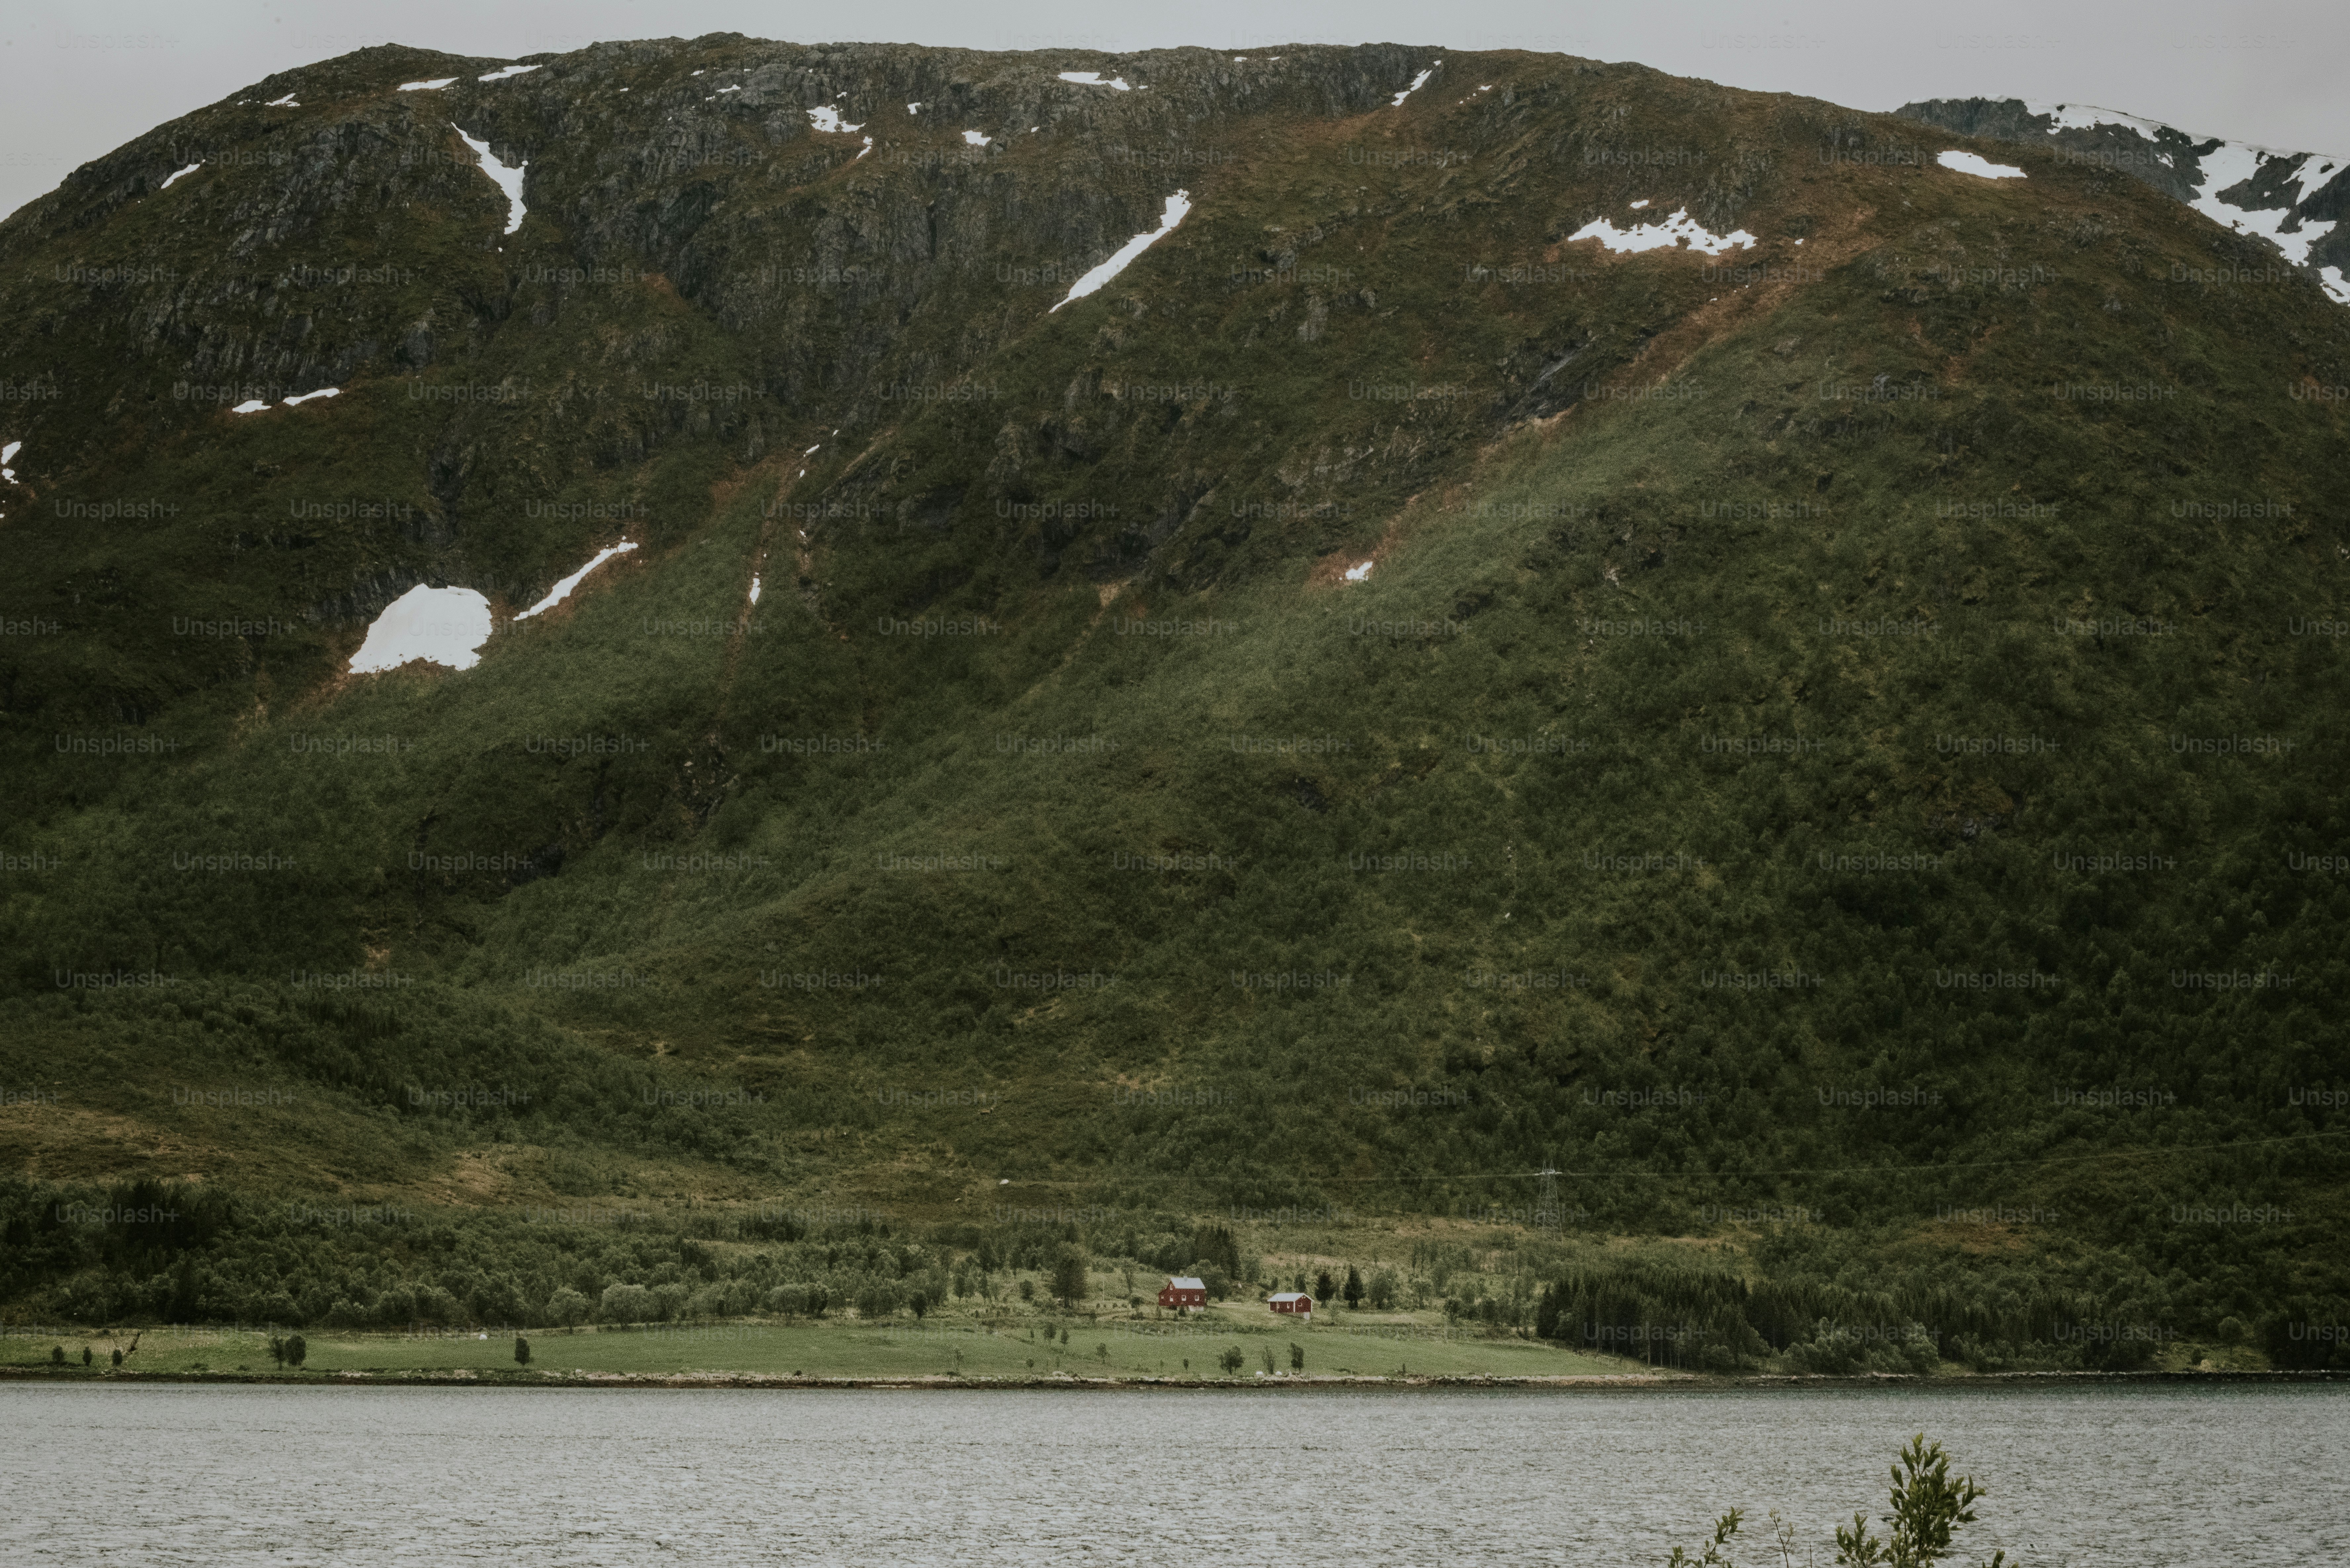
49,1345,64,1366
909,1291,929,1321
81,1346,92,1366
1315,1270,1335,1305
111,1348,124,1367
285,1335,307,1369
1260,1344,1276,1373
1051,1248,1089,1307
1344,1267,1365,1310
266,1336,286,1368
1834,1434,2006,1567
1662,1436,2005,1567
1218,1346,1245,1374
514,1335,531,1366
1290,1341,1305,1371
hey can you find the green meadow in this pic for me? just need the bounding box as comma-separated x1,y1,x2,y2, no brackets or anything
5,1307,1636,1384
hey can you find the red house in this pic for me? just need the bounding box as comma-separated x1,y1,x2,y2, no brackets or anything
1269,1292,1314,1318
1158,1276,1207,1311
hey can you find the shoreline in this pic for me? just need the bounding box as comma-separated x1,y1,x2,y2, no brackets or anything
6,1367,2342,1391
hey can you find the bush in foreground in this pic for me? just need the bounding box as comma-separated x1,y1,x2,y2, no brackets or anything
1664,1435,2010,1567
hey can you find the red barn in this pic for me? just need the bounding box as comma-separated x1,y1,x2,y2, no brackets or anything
1269,1292,1314,1317
1158,1276,1207,1311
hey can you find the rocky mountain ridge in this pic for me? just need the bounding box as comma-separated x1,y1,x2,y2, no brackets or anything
1898,95,2348,303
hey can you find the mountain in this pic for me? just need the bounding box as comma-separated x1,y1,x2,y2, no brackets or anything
2,36,2346,1364
1897,96,2350,304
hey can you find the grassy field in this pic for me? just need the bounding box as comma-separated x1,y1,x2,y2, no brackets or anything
3,1310,2289,1384
2,1308,1646,1383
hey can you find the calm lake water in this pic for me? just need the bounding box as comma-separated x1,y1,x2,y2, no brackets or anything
4,1383,2342,1565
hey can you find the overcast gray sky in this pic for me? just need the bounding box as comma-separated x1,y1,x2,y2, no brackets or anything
4,0,2344,220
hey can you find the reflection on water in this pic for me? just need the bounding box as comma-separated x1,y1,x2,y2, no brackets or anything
3,1383,2342,1565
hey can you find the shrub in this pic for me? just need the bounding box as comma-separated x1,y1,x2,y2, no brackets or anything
1662,1434,2007,1567
547,1288,589,1328
514,1335,531,1366
1218,1346,1245,1374
1832,1435,2003,1567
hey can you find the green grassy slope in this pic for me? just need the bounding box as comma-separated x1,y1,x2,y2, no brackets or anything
1,38,2346,1364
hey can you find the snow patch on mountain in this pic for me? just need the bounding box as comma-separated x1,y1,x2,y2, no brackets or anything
398,78,456,92
2034,101,2164,138
1937,150,2026,180
478,64,540,83
454,128,527,236
350,586,495,673
808,105,863,134
1391,65,1436,108
1058,71,1131,91
515,542,639,620
1050,190,1192,311
1567,208,1756,257
2183,141,2336,267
